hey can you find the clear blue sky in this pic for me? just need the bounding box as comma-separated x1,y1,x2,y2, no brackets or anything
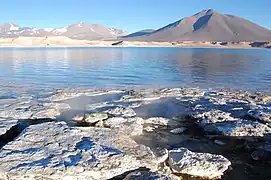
1,0,271,32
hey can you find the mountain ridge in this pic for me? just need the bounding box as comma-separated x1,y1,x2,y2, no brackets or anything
1,9,271,41
0,22,128,40
122,9,271,41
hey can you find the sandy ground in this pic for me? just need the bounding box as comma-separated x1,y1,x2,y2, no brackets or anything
0,36,269,49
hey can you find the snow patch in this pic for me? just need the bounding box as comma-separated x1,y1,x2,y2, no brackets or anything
9,24,19,31
52,27,68,34
44,28,54,32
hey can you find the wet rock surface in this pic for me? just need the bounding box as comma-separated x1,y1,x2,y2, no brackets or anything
168,148,231,179
0,122,141,180
0,88,271,179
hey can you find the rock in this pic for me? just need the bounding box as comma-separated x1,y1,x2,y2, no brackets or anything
83,121,156,170
168,148,231,179
104,117,127,127
144,117,180,128
72,113,109,124
95,120,104,127
204,91,217,97
72,115,84,122
84,113,108,124
124,170,174,180
0,119,18,137
144,126,155,132
250,142,271,161
31,108,61,119
251,150,265,161
247,110,271,123
0,167,9,180
263,96,271,104
170,127,187,134
0,101,70,120
150,147,169,164
214,140,226,146
204,120,271,139
104,117,143,128
195,110,239,125
0,122,142,180
0,108,33,119
107,107,136,117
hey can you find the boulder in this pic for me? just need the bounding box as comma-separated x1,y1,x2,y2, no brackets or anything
0,122,142,180
168,148,231,179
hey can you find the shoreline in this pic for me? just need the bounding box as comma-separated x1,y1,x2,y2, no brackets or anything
0,45,264,50
0,36,270,49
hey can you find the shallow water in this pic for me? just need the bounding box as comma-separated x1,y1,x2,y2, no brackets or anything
0,47,270,93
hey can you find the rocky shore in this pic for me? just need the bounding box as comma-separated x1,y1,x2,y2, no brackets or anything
0,88,271,179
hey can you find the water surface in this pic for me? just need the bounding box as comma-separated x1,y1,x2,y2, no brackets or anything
0,47,270,93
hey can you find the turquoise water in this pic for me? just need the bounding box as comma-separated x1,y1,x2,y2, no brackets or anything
0,47,270,93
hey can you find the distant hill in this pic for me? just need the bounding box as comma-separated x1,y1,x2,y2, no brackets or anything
121,29,154,38
126,9,271,42
0,22,128,40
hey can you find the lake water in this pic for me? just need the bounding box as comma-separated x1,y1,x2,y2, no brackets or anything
0,47,270,93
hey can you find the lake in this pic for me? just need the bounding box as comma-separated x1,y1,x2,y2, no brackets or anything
0,47,270,93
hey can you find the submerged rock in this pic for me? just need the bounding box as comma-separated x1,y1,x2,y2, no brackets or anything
72,113,109,124
0,122,142,180
150,147,169,164
214,140,226,146
106,107,136,118
168,148,231,179
72,114,84,122
170,127,187,134
247,110,271,123
124,170,175,180
84,113,108,124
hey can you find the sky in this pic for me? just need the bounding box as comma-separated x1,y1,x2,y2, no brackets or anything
1,0,271,32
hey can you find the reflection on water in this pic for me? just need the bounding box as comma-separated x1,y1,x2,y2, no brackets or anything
0,47,270,92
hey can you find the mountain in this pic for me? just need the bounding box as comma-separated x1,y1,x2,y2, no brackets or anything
0,22,128,40
121,29,155,38
125,9,271,42
0,23,20,33
59,22,128,40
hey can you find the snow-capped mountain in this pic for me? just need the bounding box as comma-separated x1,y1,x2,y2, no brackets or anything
0,23,20,33
0,22,128,40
